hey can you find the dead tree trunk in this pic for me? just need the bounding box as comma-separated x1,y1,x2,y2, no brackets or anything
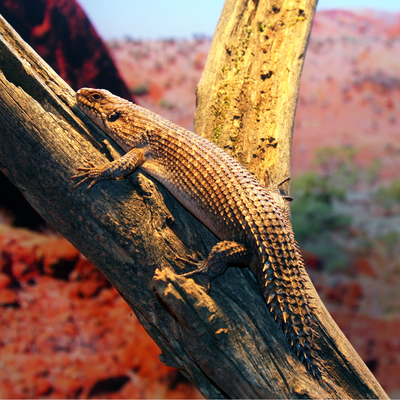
0,2,388,398
195,0,309,187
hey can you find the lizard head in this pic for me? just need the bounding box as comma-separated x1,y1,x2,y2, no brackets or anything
76,88,144,151
76,88,129,127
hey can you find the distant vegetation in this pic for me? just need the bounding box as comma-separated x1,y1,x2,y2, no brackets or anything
291,145,400,273
130,84,149,96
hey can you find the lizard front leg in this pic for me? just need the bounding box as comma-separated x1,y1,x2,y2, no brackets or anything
71,148,145,192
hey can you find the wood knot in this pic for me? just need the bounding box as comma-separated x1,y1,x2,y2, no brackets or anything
261,71,273,81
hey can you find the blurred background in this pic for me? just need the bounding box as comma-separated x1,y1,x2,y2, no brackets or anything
1,0,400,398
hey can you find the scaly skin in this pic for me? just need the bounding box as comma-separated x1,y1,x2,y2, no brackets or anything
72,88,322,378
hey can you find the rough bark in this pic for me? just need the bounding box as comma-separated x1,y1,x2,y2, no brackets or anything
0,4,388,399
195,0,314,188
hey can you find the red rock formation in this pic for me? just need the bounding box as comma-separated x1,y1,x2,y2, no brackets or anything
0,225,202,398
0,0,130,96
292,10,400,179
0,0,133,231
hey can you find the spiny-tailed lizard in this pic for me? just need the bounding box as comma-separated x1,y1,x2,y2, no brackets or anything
72,88,322,378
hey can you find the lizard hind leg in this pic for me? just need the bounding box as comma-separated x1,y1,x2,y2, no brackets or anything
177,241,253,293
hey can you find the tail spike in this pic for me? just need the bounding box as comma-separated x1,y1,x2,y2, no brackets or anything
267,293,275,304
282,311,289,323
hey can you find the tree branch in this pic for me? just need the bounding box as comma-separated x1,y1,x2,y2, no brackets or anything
195,0,315,188
0,4,388,399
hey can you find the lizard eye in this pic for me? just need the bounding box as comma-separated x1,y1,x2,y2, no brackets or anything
91,93,102,100
108,111,121,122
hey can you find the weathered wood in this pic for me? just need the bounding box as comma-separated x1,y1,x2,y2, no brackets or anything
0,3,388,399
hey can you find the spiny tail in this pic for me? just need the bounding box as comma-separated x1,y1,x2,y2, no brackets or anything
261,260,322,378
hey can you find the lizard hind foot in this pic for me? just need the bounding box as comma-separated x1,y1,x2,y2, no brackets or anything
175,252,214,279
175,254,213,293
175,241,252,294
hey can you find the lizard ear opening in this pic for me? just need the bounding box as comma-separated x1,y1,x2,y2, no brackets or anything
108,111,121,122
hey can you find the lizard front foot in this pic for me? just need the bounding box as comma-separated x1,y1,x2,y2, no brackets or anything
71,148,146,193
71,160,113,192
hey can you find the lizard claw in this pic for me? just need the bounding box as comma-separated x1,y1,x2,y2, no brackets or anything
71,160,110,192
175,251,204,266
71,176,97,193
175,253,213,293
175,255,198,268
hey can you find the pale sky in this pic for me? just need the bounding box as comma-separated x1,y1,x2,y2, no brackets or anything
77,0,400,40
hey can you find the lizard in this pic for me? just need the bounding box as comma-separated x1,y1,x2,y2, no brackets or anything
72,88,322,378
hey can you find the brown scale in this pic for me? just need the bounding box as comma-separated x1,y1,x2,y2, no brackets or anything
73,88,323,378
